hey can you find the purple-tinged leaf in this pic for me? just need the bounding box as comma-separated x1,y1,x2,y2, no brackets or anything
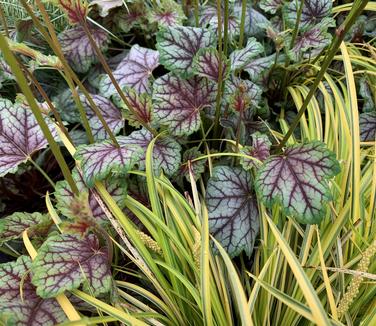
243,54,277,82
148,1,185,27
288,27,331,62
359,112,376,141
115,4,146,33
31,233,112,298
359,78,375,112
58,25,109,73
206,166,259,257
156,26,215,78
229,38,263,71
255,141,340,224
177,147,206,182
91,0,124,17
0,56,14,86
53,88,81,123
113,88,153,128
260,0,284,14
153,73,217,136
0,255,66,325
0,212,48,244
193,47,229,81
0,99,57,177
99,44,159,96
74,136,143,187
225,75,262,109
124,129,181,176
284,0,332,30
240,133,271,170
233,5,269,38
58,0,88,24
55,168,126,223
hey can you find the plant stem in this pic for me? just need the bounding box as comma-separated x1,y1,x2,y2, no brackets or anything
29,158,56,188
0,5,9,37
238,0,247,48
194,0,199,27
0,33,79,194
276,0,370,150
223,0,229,57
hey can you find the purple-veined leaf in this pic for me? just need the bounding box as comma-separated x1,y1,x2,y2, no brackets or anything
243,54,278,82
55,168,126,223
206,166,259,257
0,212,48,244
81,94,124,140
229,37,263,71
53,88,81,123
284,0,332,30
260,0,284,14
74,136,143,187
359,78,375,112
58,25,109,73
255,141,340,224
156,26,215,78
240,132,271,170
232,5,269,38
99,44,159,96
359,112,376,141
177,147,206,182
31,233,112,298
0,56,14,86
225,75,262,109
148,1,185,27
153,73,217,136
91,0,124,17
193,47,229,81
0,99,57,177
115,4,146,33
0,255,66,325
124,129,181,176
288,27,331,62
113,88,153,128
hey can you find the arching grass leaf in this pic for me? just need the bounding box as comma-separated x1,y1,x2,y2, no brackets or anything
240,132,271,170
58,25,109,73
99,44,159,96
193,47,229,81
156,26,215,78
229,37,263,71
74,137,143,187
124,129,181,176
359,112,376,141
255,142,340,224
206,166,259,257
0,256,66,325
260,0,284,14
177,147,206,182
31,233,112,298
0,99,56,177
153,73,217,136
0,212,48,245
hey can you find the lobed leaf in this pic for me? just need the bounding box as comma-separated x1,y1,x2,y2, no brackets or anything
193,47,229,81
206,166,259,257
243,54,277,82
359,112,376,141
240,132,271,170
260,0,284,14
177,147,206,182
225,75,262,109
255,142,340,224
91,0,124,17
229,37,264,71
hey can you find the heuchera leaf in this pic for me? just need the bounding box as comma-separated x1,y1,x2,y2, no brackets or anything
115,4,146,33
55,168,126,223
91,0,123,17
148,0,185,27
156,26,215,78
260,0,284,14
124,129,181,176
59,0,88,24
74,136,143,187
58,25,109,73
53,88,81,123
153,73,217,136
225,75,262,109
193,47,229,81
0,56,14,86
31,233,112,298
240,132,271,170
0,99,57,177
255,141,340,224
359,78,376,112
206,166,259,257
229,37,264,71
177,147,206,182
243,54,277,83
359,112,376,141
284,0,332,30
0,255,66,325
0,212,48,244
99,44,159,96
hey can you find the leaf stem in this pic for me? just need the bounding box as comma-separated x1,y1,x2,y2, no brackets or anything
276,0,370,150
29,157,56,188
238,0,247,48
223,0,229,57
194,0,199,27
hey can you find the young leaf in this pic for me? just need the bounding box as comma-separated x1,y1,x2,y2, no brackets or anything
58,25,109,73
153,73,216,136
58,0,89,24
99,44,159,96
91,0,124,17
193,47,229,81
229,37,264,71
148,0,185,27
0,56,14,86
243,54,277,83
156,26,215,78
225,75,262,109
124,129,181,176
177,147,206,182
74,137,143,187
359,112,376,141
0,212,48,244
240,132,271,170
260,0,284,14
0,99,56,177
255,142,340,224
31,233,112,298
206,166,259,257
0,255,66,325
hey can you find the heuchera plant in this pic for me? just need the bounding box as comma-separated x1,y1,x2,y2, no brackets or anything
3,0,367,322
